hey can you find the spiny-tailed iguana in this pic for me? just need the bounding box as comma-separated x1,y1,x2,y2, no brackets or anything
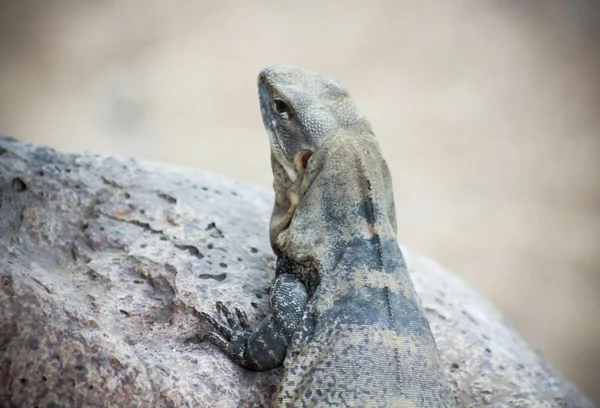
199,64,456,407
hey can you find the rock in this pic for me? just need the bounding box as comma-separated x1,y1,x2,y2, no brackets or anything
0,137,595,408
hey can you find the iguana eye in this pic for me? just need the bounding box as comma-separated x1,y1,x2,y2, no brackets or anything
273,98,290,119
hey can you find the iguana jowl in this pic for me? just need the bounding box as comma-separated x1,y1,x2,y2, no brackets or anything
199,64,456,407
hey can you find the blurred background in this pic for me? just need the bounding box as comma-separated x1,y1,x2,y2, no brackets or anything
1,0,599,403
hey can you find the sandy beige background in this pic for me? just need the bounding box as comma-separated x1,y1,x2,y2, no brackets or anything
1,0,599,403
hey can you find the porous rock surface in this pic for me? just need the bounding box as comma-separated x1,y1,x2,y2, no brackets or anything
0,137,595,408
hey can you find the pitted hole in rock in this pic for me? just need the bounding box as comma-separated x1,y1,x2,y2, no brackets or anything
206,222,224,238
0,277,15,301
250,302,259,309
158,192,177,204
175,244,204,259
219,262,227,268
70,246,78,261
11,177,27,192
450,362,460,372
462,309,479,325
250,247,259,254
0,147,7,155
198,273,226,281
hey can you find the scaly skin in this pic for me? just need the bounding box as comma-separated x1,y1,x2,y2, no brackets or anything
199,64,456,407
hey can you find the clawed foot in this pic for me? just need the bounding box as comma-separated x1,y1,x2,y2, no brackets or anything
197,301,253,365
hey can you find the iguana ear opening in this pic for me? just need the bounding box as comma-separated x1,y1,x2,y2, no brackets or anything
294,149,313,172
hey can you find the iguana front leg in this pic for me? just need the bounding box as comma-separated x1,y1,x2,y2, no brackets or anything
198,272,308,371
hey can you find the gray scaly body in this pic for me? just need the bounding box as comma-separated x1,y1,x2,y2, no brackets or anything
199,64,455,408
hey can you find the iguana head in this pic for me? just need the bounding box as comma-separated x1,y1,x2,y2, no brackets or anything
257,64,375,254
258,64,372,170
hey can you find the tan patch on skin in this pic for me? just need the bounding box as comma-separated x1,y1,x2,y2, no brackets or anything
358,327,404,349
312,278,352,312
376,330,423,358
384,396,420,408
354,268,397,290
353,268,415,299
370,329,420,356
338,278,351,299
